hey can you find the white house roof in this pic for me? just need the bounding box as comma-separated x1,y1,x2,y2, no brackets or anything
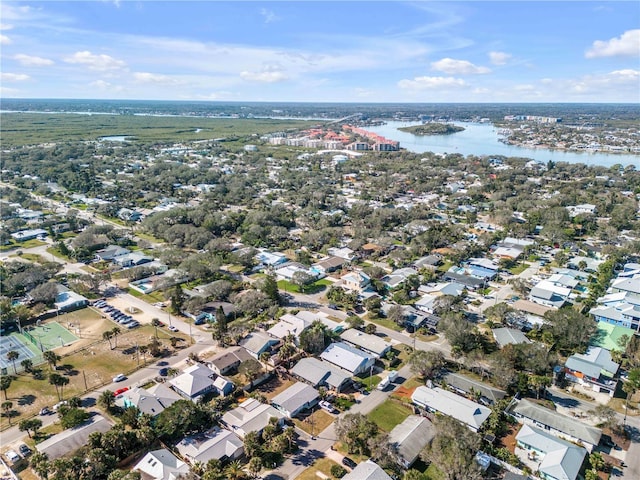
175,427,243,464
342,460,392,480
340,329,392,357
411,386,490,430
120,384,181,416
133,448,189,480
509,399,602,446
221,398,284,437
320,342,374,374
169,364,215,398
240,331,280,356
271,381,319,415
516,424,586,480
492,328,532,348
268,314,311,339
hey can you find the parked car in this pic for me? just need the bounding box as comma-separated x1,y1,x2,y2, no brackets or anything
4,450,20,464
127,321,140,329
159,367,169,376
18,444,32,457
52,400,68,411
113,373,126,383
342,457,357,469
168,325,178,332
39,407,52,416
113,386,130,397
319,400,338,414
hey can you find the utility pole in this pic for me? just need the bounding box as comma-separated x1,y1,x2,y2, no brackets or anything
82,370,88,390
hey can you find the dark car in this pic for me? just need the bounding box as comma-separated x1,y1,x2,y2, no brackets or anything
342,457,357,469
159,367,169,376
18,444,32,457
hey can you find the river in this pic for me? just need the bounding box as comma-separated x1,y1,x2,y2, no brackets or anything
366,121,640,168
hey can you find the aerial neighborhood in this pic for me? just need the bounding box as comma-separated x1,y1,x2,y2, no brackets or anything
1,104,639,480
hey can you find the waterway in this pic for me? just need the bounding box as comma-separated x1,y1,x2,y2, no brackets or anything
366,121,640,168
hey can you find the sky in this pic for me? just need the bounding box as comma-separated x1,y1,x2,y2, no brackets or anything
1,1,639,103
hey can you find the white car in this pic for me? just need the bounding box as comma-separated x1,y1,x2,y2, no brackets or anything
319,400,338,414
168,325,179,332
5,450,20,463
113,373,126,383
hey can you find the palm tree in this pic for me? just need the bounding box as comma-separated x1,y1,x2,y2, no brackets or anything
30,451,50,479
20,358,33,373
43,350,59,371
151,318,161,339
103,331,113,350
0,376,11,400
111,327,121,349
259,351,271,374
139,345,149,363
6,350,19,374
98,390,115,411
225,460,246,480
49,373,69,401
2,400,13,425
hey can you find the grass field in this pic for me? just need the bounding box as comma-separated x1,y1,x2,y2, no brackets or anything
0,313,188,430
1,113,316,146
368,400,413,432
293,409,335,435
0,239,47,252
296,458,342,480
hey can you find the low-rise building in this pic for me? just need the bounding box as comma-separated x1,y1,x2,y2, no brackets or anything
342,460,392,480
492,327,532,348
564,346,619,397
271,381,319,418
320,342,375,376
208,346,253,376
221,398,285,438
36,414,112,460
440,372,506,405
175,427,244,465
515,424,587,480
290,357,352,392
507,399,601,452
411,386,490,432
240,331,281,359
339,329,392,358
388,415,435,468
119,384,181,417
133,448,190,480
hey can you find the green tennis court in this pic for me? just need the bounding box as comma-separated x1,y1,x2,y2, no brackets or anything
24,321,78,351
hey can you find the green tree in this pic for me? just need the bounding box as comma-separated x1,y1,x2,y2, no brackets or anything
6,350,19,374
1,400,14,425
151,318,161,339
420,415,483,480
49,372,70,400
103,330,114,350
544,308,596,354
98,390,115,411
20,358,33,373
334,413,379,456
0,375,11,400
248,457,263,479
60,407,90,429
30,451,50,479
111,326,122,349
408,350,445,379
18,418,42,439
43,350,59,370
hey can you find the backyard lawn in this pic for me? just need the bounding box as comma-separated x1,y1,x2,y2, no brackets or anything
296,458,342,480
368,399,413,432
294,409,335,435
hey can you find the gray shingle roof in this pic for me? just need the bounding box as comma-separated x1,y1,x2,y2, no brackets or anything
388,415,435,467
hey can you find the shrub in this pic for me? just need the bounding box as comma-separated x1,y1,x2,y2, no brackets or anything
331,465,347,478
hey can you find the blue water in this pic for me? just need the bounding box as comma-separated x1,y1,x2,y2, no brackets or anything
367,121,640,168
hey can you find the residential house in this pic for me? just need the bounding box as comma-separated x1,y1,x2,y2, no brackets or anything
268,313,311,341
221,398,285,438
209,346,253,376
327,247,355,261
492,328,532,348
590,321,634,352
170,364,232,400
419,282,465,298
440,372,506,406
311,256,346,276
411,386,491,432
295,310,344,333
255,250,288,268
515,424,587,480
529,280,571,308
240,331,281,359
342,460,392,480
290,357,352,392
381,267,419,290
441,272,484,290
414,293,438,314
119,384,181,417
388,415,436,468
340,329,392,358
507,399,602,451
95,245,130,262
566,204,596,217
340,271,371,293
271,381,320,418
11,228,47,241
54,285,88,312
274,263,320,282
36,414,112,460
412,254,442,271
492,237,535,261
564,346,619,397
589,292,640,332
320,342,375,376
114,251,153,268
466,258,500,280
175,427,244,465
512,299,553,326
609,275,640,297
117,208,143,222
133,449,190,480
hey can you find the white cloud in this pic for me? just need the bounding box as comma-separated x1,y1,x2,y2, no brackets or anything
1,73,30,82
472,87,490,94
133,72,181,85
431,58,490,74
585,29,640,58
0,34,11,44
240,64,288,83
64,51,126,71
89,79,124,93
354,87,375,98
0,23,13,30
398,76,466,90
260,8,279,24
488,51,511,65
13,54,54,66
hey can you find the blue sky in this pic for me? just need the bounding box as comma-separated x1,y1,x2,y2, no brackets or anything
1,1,638,102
